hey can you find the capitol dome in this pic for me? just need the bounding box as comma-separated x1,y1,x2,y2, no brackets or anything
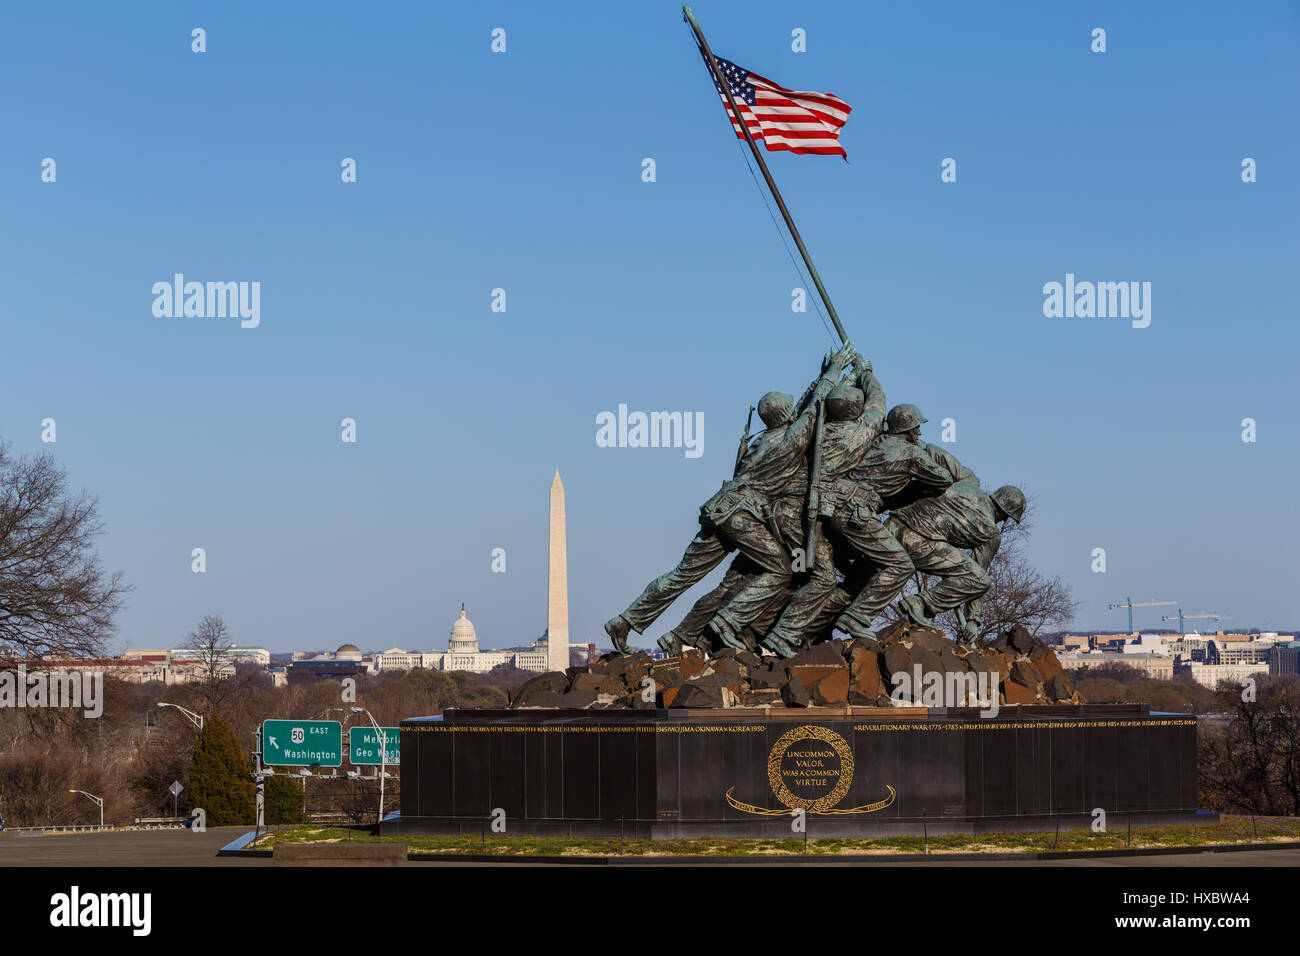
449,605,478,654
336,643,362,661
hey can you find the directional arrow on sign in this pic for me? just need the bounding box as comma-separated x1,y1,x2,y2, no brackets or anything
268,736,278,749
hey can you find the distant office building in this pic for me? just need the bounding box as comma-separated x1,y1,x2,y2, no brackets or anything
373,648,426,672
1058,630,1294,685
169,646,271,668
1057,652,1174,680
120,645,269,682
1123,635,1169,656
1209,639,1275,666
286,644,368,683
121,648,171,663
1179,660,1269,689
1093,634,1135,651
512,640,550,673
1269,642,1300,676
1165,635,1210,662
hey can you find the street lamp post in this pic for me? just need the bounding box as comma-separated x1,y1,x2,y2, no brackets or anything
350,707,386,825
68,789,104,827
157,702,204,731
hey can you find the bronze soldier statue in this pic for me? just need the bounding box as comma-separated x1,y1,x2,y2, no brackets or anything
759,366,887,656
603,342,856,655
767,403,957,654
697,347,869,652
889,474,1026,646
604,339,1029,656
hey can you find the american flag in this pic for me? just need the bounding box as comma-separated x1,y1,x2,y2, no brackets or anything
706,54,852,158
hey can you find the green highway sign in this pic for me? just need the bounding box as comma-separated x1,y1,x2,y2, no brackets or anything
349,726,400,766
262,719,342,767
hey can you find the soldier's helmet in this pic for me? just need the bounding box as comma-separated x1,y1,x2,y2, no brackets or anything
824,384,864,422
757,391,794,427
991,485,1027,524
886,403,927,434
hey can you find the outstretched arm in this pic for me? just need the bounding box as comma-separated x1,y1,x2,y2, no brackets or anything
794,342,855,416
910,448,955,491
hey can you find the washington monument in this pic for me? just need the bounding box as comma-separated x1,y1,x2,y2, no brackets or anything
547,470,570,672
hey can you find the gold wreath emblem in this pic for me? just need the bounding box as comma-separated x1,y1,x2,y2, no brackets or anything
768,724,854,812
723,724,896,816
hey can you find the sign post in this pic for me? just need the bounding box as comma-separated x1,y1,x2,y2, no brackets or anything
253,727,265,835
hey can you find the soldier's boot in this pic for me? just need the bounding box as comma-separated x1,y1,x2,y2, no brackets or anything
760,621,803,657
672,626,716,655
834,613,877,643
762,632,799,659
709,617,749,653
694,630,722,655
656,630,683,656
604,615,635,657
898,594,936,629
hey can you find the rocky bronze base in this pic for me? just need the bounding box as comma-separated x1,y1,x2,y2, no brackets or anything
510,622,1082,711
392,703,1210,839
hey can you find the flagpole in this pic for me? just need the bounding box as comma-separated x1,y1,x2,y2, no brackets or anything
683,5,849,346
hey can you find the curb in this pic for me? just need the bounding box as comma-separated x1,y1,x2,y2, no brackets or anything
217,835,1300,864
217,831,268,857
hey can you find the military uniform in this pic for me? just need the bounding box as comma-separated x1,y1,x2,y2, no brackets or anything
700,425,835,645
828,433,958,634
615,363,841,636
887,453,1002,620
764,371,890,646
658,488,810,651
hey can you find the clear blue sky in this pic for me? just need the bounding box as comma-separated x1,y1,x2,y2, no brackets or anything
2,1,1296,654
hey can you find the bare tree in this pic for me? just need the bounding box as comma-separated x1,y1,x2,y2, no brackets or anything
336,775,384,825
1199,676,1300,817
962,516,1077,640
0,443,130,658
183,614,236,712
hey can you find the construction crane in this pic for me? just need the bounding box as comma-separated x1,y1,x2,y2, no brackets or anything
1162,609,1229,634
1108,596,1176,634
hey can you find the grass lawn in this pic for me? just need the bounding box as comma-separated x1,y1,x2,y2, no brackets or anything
249,814,1300,857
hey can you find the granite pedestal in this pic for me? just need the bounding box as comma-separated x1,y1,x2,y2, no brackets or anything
390,704,1211,838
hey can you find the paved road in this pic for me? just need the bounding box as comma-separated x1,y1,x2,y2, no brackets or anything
1,829,1295,866
0,827,268,866
756,848,1300,867
423,853,1300,868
